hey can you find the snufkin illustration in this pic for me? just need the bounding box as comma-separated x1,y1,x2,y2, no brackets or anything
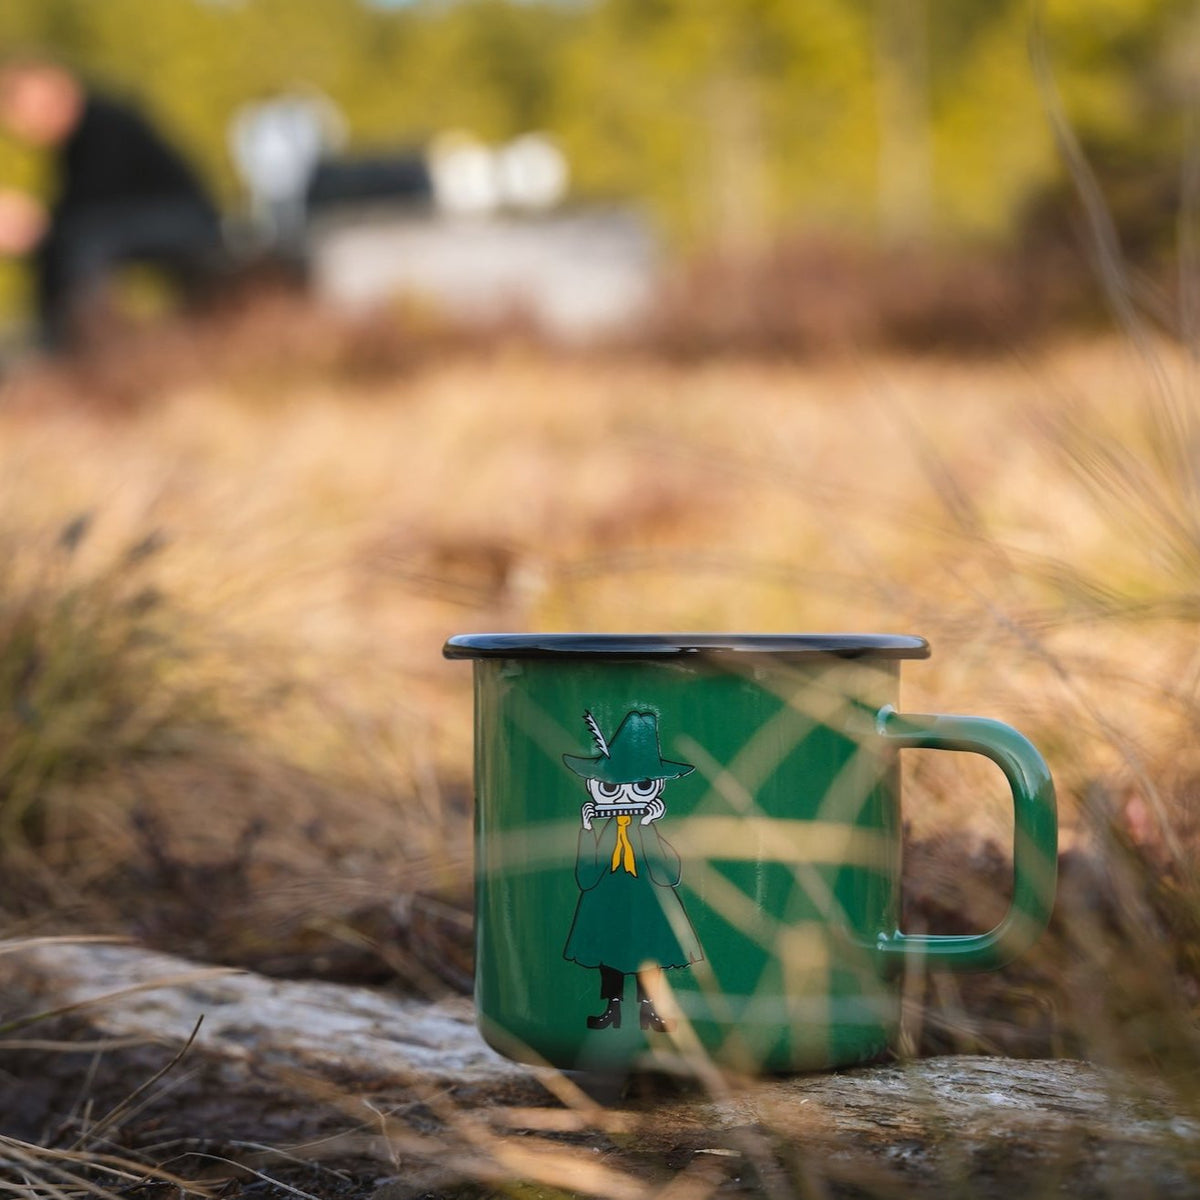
562,710,704,1032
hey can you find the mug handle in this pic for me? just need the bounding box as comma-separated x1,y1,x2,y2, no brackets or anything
874,705,1058,971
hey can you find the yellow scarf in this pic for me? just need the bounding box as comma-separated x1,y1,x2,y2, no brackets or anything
611,814,637,876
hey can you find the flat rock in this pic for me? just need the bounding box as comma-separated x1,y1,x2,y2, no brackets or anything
3,941,1198,1199
5,940,527,1094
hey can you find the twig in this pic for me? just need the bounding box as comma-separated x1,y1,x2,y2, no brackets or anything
72,1016,204,1151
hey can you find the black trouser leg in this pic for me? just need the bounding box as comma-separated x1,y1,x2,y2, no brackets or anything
599,965,625,1002
34,201,222,352
587,965,625,1030
34,247,72,352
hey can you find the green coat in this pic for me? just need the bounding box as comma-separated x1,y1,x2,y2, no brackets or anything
563,816,704,975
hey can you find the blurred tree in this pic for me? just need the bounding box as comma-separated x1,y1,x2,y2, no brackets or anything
0,0,1191,325
874,0,933,242
556,0,880,246
345,0,573,144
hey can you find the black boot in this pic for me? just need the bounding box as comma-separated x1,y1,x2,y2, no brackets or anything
639,999,675,1032
587,998,622,1029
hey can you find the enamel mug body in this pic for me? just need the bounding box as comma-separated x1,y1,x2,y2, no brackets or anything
444,634,1057,1074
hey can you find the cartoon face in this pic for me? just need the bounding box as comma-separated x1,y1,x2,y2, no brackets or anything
586,776,665,811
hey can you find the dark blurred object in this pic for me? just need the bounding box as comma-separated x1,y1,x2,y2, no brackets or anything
305,153,433,214
0,57,222,351
38,95,223,350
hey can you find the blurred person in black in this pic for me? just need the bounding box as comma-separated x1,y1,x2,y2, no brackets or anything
0,55,222,350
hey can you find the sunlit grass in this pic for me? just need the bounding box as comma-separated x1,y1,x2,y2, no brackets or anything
0,337,1195,904
3,336,1192,816
2,331,1200,1194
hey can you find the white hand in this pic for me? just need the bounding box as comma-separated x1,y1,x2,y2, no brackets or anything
581,800,596,831
640,796,666,825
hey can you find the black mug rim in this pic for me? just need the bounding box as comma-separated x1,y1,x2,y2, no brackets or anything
443,633,930,660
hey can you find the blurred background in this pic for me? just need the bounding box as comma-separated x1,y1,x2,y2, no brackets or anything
2,0,1200,1145
0,0,1194,348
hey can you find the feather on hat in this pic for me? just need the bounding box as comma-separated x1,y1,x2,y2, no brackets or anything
563,710,694,784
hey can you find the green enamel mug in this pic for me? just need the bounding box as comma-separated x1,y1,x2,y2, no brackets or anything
444,633,1057,1074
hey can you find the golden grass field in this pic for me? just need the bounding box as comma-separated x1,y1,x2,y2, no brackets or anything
3,329,1200,1194
2,334,1197,904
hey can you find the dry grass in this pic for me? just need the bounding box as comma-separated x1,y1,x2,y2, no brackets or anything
0,333,1195,922
2,328,1200,1195
3,334,1191,800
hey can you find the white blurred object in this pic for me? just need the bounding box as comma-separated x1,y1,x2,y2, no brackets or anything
495,134,569,211
230,91,346,241
428,132,502,217
430,130,569,215
310,209,656,342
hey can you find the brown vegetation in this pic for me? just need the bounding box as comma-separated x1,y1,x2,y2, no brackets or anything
2,316,1200,1195
644,237,1103,358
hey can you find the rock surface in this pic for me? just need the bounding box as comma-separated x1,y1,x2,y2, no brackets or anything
3,941,1198,1199
5,939,526,1092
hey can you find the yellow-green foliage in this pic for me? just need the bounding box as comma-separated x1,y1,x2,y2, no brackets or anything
0,0,1191,249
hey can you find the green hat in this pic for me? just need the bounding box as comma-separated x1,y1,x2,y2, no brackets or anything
563,710,694,784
